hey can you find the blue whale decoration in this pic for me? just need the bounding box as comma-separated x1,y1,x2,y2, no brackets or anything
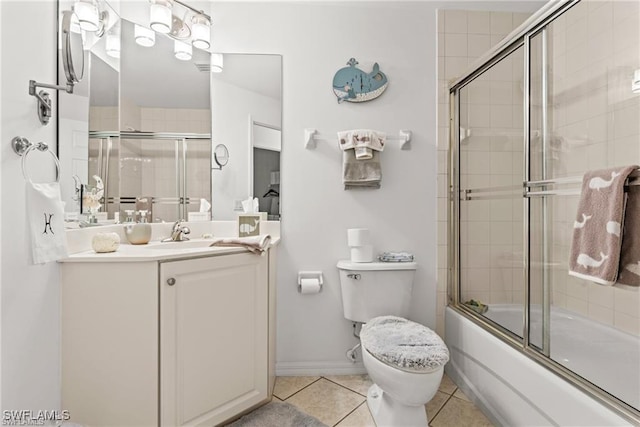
332,58,388,103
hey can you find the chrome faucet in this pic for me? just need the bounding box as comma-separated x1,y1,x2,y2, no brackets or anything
162,220,191,242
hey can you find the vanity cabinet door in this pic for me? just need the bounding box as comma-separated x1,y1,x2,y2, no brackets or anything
160,253,269,426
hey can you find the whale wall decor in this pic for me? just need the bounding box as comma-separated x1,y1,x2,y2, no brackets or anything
332,58,388,103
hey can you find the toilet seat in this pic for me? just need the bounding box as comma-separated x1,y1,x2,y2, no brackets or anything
360,316,449,373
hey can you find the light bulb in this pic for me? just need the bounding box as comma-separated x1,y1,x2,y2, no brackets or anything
150,0,172,34
174,40,192,61
106,30,120,58
74,0,99,32
134,24,155,47
191,14,210,50
210,53,223,73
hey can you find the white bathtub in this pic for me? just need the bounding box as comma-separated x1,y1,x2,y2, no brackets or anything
445,306,636,426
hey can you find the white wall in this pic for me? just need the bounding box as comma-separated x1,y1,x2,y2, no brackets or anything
213,2,438,374
211,79,280,220
0,0,546,412
0,1,61,413
210,1,544,374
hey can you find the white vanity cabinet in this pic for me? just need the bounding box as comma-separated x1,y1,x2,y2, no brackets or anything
61,249,276,427
160,254,268,426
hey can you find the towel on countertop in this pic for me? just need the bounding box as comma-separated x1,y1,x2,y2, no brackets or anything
26,181,68,264
338,129,385,160
210,234,271,255
569,165,638,286
617,175,640,287
342,149,381,190
379,252,414,262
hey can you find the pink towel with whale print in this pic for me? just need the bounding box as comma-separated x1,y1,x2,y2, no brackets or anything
569,166,638,286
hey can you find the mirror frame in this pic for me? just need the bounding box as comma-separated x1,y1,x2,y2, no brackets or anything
213,144,230,169
61,10,85,84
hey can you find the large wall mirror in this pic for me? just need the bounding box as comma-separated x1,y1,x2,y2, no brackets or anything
57,0,282,225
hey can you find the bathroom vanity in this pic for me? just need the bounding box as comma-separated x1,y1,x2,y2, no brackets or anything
60,230,278,426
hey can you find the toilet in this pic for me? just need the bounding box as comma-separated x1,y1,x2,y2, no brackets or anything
337,260,449,427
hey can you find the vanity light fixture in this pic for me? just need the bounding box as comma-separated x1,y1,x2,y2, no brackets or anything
106,25,120,58
149,0,173,34
73,0,100,32
134,24,156,47
191,13,211,49
174,40,192,61
633,69,640,94
210,53,224,73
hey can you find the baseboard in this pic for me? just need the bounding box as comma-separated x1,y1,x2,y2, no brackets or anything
276,360,367,376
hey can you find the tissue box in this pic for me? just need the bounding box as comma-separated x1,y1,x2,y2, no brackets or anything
188,212,211,222
238,213,266,237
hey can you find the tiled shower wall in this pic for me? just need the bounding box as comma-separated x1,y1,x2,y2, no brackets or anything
436,9,531,337
89,102,211,222
543,0,640,335
437,1,640,338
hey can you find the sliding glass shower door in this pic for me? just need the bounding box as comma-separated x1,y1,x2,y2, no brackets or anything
450,0,640,418
457,44,527,339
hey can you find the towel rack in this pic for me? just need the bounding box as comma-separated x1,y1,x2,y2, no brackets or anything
11,136,61,183
304,128,411,149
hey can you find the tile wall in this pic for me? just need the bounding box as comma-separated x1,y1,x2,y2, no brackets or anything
436,9,531,337
437,1,640,338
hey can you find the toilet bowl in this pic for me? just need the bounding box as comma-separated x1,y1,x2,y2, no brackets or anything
337,261,450,426
360,316,449,426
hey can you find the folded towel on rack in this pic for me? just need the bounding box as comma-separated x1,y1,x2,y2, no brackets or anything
569,166,638,285
26,182,68,264
338,129,386,160
210,234,272,255
617,172,640,287
343,149,381,189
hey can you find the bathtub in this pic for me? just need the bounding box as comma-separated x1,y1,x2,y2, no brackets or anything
445,306,636,426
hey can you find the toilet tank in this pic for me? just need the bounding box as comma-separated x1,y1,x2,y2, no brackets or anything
337,260,418,323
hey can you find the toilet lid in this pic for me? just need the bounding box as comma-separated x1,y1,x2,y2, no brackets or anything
360,316,449,373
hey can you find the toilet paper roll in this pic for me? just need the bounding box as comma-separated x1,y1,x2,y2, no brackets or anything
347,228,371,247
351,245,373,263
299,278,322,294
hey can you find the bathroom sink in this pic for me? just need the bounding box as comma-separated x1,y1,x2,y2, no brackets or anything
145,239,215,250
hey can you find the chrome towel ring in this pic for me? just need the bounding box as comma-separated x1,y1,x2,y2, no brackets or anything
11,136,61,183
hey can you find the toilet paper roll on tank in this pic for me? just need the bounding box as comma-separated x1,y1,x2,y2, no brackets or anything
347,228,373,263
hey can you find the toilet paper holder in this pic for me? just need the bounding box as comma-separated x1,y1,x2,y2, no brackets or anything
297,271,324,293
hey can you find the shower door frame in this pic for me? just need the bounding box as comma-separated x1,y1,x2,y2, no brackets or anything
447,0,640,423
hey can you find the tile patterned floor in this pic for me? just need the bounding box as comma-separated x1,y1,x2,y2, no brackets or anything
271,373,494,427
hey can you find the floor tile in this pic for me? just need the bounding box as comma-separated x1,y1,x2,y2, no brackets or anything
335,402,376,427
425,391,451,421
438,373,457,395
273,376,320,400
431,395,494,427
453,388,471,402
325,374,373,396
286,378,366,426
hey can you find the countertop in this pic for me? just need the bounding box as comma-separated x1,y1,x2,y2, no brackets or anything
61,220,281,263
60,237,280,263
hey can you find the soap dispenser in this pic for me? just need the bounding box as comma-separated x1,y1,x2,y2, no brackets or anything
123,210,152,245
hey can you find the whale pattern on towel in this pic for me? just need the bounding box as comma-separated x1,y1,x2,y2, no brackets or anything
606,221,621,237
589,171,621,190
574,213,592,229
569,166,638,285
624,262,640,276
577,252,609,268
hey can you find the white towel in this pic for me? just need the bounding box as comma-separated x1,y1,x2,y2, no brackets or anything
210,234,272,255
338,129,386,160
26,182,68,264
